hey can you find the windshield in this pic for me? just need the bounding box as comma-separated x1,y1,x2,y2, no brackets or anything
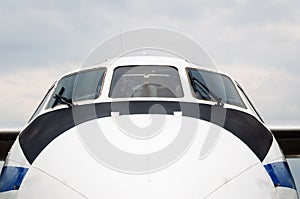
29,84,55,121
187,68,246,108
47,68,106,108
109,66,183,98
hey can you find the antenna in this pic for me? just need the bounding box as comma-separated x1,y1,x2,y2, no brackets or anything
120,29,124,56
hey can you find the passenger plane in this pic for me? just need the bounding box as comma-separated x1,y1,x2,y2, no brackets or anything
0,28,299,198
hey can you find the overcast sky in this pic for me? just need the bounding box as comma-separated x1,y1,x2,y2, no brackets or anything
2,1,300,193
0,0,299,126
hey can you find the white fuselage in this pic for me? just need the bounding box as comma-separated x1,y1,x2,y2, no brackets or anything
0,56,298,198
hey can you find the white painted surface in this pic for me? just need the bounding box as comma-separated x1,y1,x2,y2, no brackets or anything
0,56,298,198
18,116,272,198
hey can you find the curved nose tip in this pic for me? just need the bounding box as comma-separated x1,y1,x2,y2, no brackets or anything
20,113,276,198
76,114,199,174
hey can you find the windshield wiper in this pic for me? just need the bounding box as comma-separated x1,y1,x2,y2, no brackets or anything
52,87,73,108
189,74,224,107
54,94,73,108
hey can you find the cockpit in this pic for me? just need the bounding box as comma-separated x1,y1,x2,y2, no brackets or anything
29,56,262,123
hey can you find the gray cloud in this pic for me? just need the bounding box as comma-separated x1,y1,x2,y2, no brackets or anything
231,0,300,26
0,0,299,124
222,64,300,122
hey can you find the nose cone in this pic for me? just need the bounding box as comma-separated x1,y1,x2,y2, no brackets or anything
19,115,274,198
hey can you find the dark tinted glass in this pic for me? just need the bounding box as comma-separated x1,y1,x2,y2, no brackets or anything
109,66,183,98
47,68,105,108
187,68,246,108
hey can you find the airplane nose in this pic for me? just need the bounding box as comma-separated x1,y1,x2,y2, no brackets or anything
76,113,200,174
18,114,274,198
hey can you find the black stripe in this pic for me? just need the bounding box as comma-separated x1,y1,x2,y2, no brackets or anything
19,101,273,164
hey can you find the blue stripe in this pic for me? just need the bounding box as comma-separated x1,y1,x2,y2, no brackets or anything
0,166,28,192
264,161,297,189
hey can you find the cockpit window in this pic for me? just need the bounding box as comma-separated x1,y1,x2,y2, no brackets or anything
29,83,55,122
187,68,246,108
47,68,106,108
109,66,183,98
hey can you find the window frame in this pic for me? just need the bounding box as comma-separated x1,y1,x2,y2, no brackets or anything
236,82,264,122
47,67,107,109
108,65,184,98
185,67,247,108
28,83,55,122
